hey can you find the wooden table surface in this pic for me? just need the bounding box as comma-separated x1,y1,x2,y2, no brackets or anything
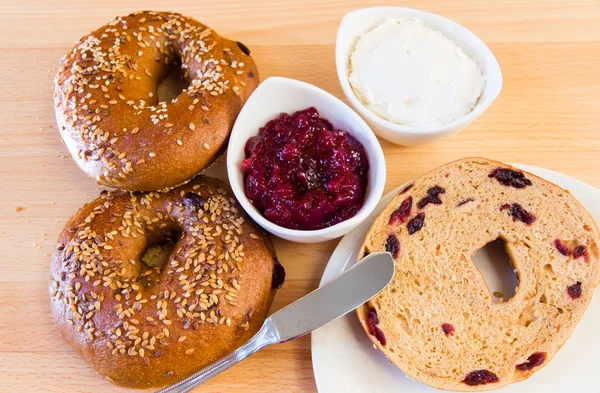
1,0,599,392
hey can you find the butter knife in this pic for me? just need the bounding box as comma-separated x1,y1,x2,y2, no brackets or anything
156,252,394,393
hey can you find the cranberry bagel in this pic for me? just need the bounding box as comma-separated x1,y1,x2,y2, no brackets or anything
357,157,600,391
49,176,284,388
54,11,259,191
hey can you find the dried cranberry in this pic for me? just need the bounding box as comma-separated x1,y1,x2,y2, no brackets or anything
407,213,425,235
457,198,474,207
516,352,546,371
183,192,207,209
417,195,442,209
427,186,445,197
417,186,445,209
567,281,582,299
399,183,414,194
463,370,499,386
385,234,400,259
271,257,286,289
489,168,532,189
554,239,570,256
501,203,535,225
236,41,251,56
241,107,369,230
367,308,379,327
389,196,412,225
372,325,386,345
366,308,386,345
441,323,454,336
573,245,589,261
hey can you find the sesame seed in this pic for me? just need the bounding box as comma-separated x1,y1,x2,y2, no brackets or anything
203,143,210,150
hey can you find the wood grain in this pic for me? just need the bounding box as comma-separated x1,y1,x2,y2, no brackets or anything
0,0,599,392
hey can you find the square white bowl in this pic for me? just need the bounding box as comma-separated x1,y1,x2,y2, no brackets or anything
226,77,386,243
336,7,503,146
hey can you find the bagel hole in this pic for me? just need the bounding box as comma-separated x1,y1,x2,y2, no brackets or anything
141,230,180,270
156,55,188,103
472,238,518,303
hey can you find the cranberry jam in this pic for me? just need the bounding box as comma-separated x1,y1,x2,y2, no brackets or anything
241,107,369,230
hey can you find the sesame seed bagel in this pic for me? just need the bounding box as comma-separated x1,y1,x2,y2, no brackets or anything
49,176,284,388
357,157,600,391
54,11,259,191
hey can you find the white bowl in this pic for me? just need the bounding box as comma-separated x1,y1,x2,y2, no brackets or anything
336,7,503,146
226,76,386,243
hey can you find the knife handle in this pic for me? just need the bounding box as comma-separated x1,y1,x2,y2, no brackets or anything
155,320,278,393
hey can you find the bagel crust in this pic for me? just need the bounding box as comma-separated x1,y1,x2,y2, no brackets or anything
49,176,280,388
54,11,259,191
357,157,600,391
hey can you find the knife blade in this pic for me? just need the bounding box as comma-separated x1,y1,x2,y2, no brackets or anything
156,251,394,393
267,251,395,342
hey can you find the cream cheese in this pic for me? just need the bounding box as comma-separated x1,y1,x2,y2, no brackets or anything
348,18,484,127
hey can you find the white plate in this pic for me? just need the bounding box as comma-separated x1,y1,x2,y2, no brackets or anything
311,164,600,393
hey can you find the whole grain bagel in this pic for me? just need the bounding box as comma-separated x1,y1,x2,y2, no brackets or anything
357,157,600,391
54,11,259,191
49,176,285,388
